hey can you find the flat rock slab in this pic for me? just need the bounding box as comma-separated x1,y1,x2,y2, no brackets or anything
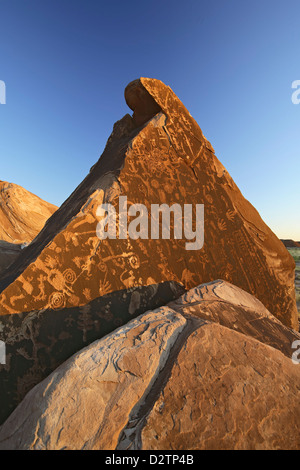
0,281,185,425
168,280,299,358
0,241,22,276
1,281,299,450
141,321,300,450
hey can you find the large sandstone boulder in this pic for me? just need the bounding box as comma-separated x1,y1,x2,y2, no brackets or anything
0,181,57,244
140,321,300,450
0,79,297,330
0,281,299,450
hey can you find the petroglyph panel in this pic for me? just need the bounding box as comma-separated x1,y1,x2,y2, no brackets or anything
0,78,297,329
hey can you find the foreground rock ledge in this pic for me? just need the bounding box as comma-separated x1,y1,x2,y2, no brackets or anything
0,281,299,450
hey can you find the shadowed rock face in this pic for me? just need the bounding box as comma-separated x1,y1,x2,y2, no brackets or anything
0,78,297,330
0,181,57,243
0,281,185,425
0,241,22,277
0,281,299,450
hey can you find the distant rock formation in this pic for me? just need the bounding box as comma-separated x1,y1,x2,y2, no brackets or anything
0,78,297,331
281,239,300,248
0,281,299,450
0,181,57,244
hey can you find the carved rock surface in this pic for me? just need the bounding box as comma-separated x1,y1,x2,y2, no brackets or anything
0,181,57,243
0,79,297,330
0,281,299,450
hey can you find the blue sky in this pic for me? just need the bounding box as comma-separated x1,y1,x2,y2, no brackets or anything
0,0,299,239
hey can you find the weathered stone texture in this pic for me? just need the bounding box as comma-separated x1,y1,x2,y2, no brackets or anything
1,281,299,450
0,281,185,425
0,79,297,330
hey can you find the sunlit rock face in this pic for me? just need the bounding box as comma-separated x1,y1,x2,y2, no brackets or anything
0,281,299,451
0,78,297,330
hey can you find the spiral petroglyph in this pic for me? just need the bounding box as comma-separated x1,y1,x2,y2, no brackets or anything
63,268,76,284
49,292,66,310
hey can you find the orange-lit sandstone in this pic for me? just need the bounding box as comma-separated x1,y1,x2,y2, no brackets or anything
0,78,297,332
